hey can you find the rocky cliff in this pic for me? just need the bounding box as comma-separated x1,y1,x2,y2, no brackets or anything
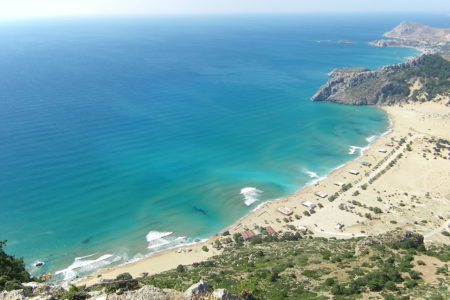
312,54,450,105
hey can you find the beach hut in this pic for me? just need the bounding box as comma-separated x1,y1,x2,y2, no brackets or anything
302,201,316,210
314,192,328,199
241,230,256,241
265,226,277,236
277,206,293,216
349,170,359,175
378,148,387,153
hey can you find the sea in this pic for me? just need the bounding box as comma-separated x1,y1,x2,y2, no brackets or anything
0,13,448,281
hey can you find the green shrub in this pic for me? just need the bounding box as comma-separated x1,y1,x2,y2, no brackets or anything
62,285,88,300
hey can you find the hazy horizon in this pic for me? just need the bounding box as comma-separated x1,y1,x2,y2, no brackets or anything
1,0,449,20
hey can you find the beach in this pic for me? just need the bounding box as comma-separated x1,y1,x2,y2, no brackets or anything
77,98,450,286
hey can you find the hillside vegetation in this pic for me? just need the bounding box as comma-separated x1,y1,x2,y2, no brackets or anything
312,54,450,105
139,231,450,299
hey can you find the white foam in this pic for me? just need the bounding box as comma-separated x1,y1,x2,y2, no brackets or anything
146,231,173,249
240,187,263,206
55,253,121,282
302,169,326,185
366,135,377,143
304,169,319,179
348,145,360,155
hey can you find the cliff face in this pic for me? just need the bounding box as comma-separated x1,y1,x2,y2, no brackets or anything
312,54,450,105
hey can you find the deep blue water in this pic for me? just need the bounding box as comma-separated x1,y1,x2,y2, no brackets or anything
0,14,447,279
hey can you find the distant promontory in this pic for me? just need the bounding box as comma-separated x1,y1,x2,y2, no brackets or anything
370,22,450,54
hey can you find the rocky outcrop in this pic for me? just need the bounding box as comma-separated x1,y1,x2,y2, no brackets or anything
184,280,212,299
312,54,450,105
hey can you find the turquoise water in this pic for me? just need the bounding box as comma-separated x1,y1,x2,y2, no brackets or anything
1,14,443,279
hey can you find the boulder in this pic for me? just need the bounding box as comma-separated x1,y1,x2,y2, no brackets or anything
212,289,240,300
184,280,212,299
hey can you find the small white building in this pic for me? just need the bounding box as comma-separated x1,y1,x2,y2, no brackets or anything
378,148,387,153
277,206,293,216
349,170,359,175
302,201,316,210
314,192,328,199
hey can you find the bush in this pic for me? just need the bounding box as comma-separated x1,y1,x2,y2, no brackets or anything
202,245,209,252
3,280,22,292
373,207,383,214
176,264,186,273
62,285,88,300
105,273,139,293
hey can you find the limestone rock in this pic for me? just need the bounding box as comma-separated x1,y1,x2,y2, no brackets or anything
0,290,26,300
184,280,212,299
212,289,240,300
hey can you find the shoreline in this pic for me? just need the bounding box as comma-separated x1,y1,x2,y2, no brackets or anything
72,108,391,285
76,98,450,286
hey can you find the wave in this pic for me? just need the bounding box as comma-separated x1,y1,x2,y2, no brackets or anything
240,187,263,206
303,169,327,186
366,135,377,143
145,231,196,252
304,169,319,179
146,231,173,249
55,253,122,282
348,145,364,155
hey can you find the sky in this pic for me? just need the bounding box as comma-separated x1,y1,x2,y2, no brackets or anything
0,0,449,19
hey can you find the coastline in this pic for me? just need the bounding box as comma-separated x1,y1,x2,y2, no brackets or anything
77,97,450,286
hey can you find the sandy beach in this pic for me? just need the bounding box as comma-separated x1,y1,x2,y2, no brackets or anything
77,99,450,286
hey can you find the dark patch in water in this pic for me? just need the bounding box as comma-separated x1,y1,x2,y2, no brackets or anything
193,206,207,216
82,238,91,244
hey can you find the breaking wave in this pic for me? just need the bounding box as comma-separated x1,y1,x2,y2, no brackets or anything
366,135,377,143
304,169,319,179
348,145,364,155
55,253,122,282
303,169,327,186
240,187,263,206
